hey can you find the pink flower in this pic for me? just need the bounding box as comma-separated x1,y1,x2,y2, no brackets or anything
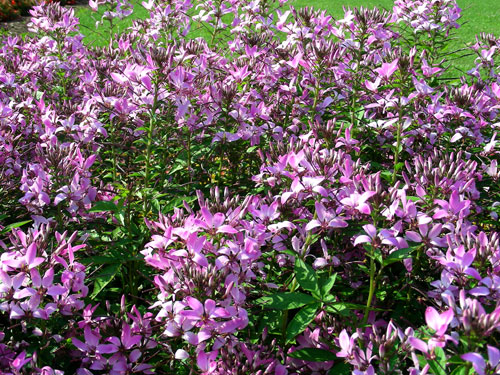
353,224,399,247
409,336,430,357
305,202,348,231
281,177,328,204
72,326,101,354
336,329,355,358
197,207,239,234
433,190,470,220
180,297,230,330
462,347,500,375
425,306,453,339
340,191,376,215
197,350,218,373
11,351,31,370
365,77,381,92
171,233,209,268
375,59,399,79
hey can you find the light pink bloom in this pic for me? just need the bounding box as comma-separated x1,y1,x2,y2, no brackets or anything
340,191,376,215
375,59,399,79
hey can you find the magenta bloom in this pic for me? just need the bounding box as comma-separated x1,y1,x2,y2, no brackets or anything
375,59,399,79
180,297,230,329
197,207,239,234
354,224,399,248
462,346,500,375
340,191,376,215
305,201,348,231
425,307,454,336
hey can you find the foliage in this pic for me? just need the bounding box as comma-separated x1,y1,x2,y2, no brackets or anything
0,0,500,374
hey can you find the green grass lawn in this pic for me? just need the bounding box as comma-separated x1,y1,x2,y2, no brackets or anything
77,0,500,71
291,0,500,45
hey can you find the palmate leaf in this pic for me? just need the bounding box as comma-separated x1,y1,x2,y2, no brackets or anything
295,258,320,296
90,263,122,299
383,245,419,266
286,302,320,343
256,292,316,310
288,347,336,362
325,302,374,317
89,200,118,213
319,273,337,297
427,347,447,375
0,220,32,235
329,362,350,375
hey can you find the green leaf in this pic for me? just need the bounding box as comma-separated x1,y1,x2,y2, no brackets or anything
90,263,122,299
319,273,337,297
256,292,316,310
329,362,350,375
406,196,421,202
357,264,369,274
280,249,298,257
257,309,283,335
428,360,446,375
380,170,393,182
364,244,382,265
447,355,466,364
449,366,468,375
376,289,387,301
286,302,320,342
325,302,370,316
325,302,351,316
435,346,447,368
395,162,405,172
0,220,32,235
115,211,125,226
427,347,447,375
288,348,336,362
89,200,118,213
383,246,417,266
246,145,259,154
295,258,320,296
79,256,122,265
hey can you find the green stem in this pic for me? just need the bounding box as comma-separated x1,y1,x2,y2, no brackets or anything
351,93,357,127
144,81,159,215
218,139,224,185
282,277,298,347
311,78,320,124
110,118,117,183
350,37,365,133
302,210,318,258
392,103,403,185
210,1,221,47
187,129,192,184
55,33,68,98
210,23,219,47
363,245,377,325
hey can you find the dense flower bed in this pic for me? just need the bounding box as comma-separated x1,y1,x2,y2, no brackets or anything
0,0,73,22
0,0,499,373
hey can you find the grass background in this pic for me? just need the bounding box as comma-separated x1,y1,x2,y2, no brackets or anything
77,0,500,71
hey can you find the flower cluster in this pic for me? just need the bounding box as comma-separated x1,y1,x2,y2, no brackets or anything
0,0,499,373
0,225,87,373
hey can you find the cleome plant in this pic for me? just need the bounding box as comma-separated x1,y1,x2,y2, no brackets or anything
0,0,499,374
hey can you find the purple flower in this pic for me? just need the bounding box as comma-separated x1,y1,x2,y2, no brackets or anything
354,224,399,248
375,59,399,79
305,201,348,231
180,297,230,329
433,190,471,220
425,307,453,337
462,346,500,375
340,191,376,215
